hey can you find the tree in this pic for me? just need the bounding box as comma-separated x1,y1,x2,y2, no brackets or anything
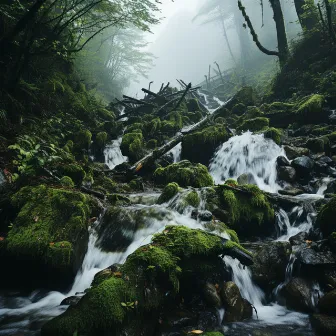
294,0,319,31
238,0,289,67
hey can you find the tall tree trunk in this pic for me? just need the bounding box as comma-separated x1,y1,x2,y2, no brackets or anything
294,0,319,31
324,0,336,43
269,0,289,67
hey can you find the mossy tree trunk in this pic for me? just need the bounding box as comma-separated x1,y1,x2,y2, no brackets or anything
294,0,319,31
269,0,289,67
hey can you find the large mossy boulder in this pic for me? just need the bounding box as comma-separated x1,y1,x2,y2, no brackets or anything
1,184,97,290
153,160,214,188
120,132,145,162
296,94,327,124
316,197,336,237
219,184,275,238
237,117,269,133
181,125,230,165
42,225,252,336
157,182,179,204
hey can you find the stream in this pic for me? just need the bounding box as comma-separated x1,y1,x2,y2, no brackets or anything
0,95,325,336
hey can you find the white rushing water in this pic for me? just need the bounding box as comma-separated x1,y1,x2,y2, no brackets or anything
104,137,128,169
209,131,286,193
168,142,182,163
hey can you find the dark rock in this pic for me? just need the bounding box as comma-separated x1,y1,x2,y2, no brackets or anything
220,281,252,322
277,156,290,167
277,166,296,183
278,187,304,196
310,314,336,336
306,138,326,153
296,246,336,267
282,277,313,312
249,242,291,290
237,173,257,186
321,269,336,290
60,296,81,306
196,311,219,331
0,170,6,190
198,210,213,222
284,145,309,160
319,156,334,165
289,232,308,246
203,282,222,308
291,156,314,177
318,290,336,316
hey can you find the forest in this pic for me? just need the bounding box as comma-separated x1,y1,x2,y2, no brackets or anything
0,0,336,335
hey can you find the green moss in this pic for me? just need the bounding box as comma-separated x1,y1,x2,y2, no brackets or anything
63,140,74,153
306,137,328,153
182,125,230,165
106,194,131,206
203,221,239,244
153,160,214,188
237,117,269,132
6,185,91,268
157,182,179,204
146,139,157,149
220,184,274,237
92,175,117,194
225,179,238,187
296,94,325,118
60,176,75,188
126,123,143,133
263,127,282,145
120,132,144,162
95,132,108,149
204,332,225,336
74,129,92,150
184,190,200,208
57,163,86,185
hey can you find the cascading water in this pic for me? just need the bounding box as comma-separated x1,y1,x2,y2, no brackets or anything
209,132,285,193
104,137,128,169
168,142,182,163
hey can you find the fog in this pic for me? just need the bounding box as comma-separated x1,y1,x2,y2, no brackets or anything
128,0,301,97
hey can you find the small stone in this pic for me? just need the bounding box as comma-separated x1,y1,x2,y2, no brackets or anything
277,166,296,183
277,156,290,167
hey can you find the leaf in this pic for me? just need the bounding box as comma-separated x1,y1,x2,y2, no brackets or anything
113,271,122,277
189,331,204,334
121,302,127,307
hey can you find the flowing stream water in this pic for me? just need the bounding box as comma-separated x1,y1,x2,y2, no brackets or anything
0,96,323,335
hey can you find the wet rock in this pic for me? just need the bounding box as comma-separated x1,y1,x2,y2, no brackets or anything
277,156,290,167
203,282,222,308
310,314,336,336
319,156,334,165
196,311,219,332
291,156,314,177
284,145,309,160
289,232,308,246
316,197,336,237
278,187,304,196
282,277,313,312
60,296,81,306
0,170,6,189
318,290,336,315
296,246,336,268
306,138,326,153
248,241,291,290
237,173,257,186
277,166,296,183
321,269,336,290
198,210,213,222
220,281,252,322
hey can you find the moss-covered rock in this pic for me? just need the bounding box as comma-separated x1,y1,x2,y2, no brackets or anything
184,190,200,208
231,103,246,116
219,184,275,238
60,176,75,188
263,127,282,145
157,182,179,204
74,129,92,151
56,163,86,185
95,131,108,151
42,225,252,336
182,125,230,165
154,160,214,188
296,94,326,123
316,196,336,237
2,184,95,289
306,137,328,153
237,117,269,133
120,132,145,162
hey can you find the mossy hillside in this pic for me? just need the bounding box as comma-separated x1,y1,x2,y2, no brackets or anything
316,196,336,237
219,184,275,238
153,160,214,188
42,225,249,336
157,182,180,204
182,125,230,165
1,184,97,289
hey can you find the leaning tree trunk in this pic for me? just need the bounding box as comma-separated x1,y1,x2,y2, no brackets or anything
269,0,289,67
294,0,319,31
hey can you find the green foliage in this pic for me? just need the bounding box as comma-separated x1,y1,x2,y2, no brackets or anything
153,160,214,188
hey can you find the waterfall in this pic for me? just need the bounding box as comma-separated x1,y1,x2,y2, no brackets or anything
104,137,128,169
168,142,182,163
209,132,285,193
